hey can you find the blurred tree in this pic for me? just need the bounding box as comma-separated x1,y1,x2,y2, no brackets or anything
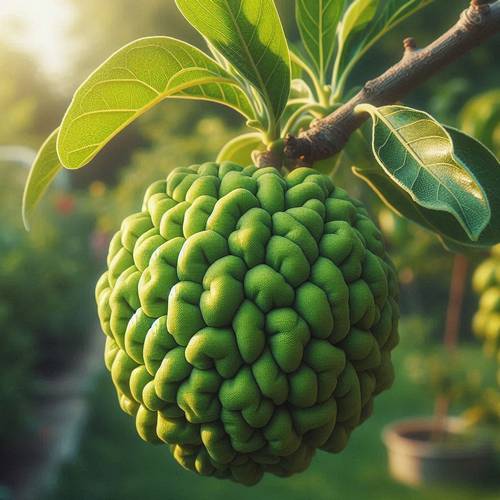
0,40,64,146
67,0,198,84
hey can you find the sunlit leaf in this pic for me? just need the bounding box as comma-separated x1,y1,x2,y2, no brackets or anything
22,129,62,230
358,104,491,241
176,0,290,121
296,0,345,83
446,126,500,245
333,0,434,96
216,132,264,165
57,37,253,169
351,124,500,250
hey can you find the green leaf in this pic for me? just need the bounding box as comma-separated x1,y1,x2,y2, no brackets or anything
296,0,345,83
460,89,500,157
357,103,490,241
22,129,63,230
445,126,500,246
175,0,290,122
333,0,434,97
216,133,264,165
57,37,254,169
347,128,448,235
351,124,500,250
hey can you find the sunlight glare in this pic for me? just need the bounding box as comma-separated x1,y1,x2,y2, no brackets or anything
0,0,75,80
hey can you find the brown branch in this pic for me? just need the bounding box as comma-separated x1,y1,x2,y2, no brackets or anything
284,0,500,165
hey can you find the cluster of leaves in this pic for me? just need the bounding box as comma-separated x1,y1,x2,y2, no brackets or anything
23,0,499,253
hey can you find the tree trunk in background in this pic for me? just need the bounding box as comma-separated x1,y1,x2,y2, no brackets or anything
434,253,470,434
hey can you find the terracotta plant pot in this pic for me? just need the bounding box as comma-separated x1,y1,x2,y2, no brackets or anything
382,417,497,486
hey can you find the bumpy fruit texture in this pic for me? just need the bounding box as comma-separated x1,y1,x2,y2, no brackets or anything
473,245,500,383
96,163,399,485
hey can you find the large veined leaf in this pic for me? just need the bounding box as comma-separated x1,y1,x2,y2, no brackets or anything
22,129,63,230
216,132,264,164
176,0,290,121
333,0,434,96
347,128,466,247
351,124,500,250
296,0,345,83
358,104,491,241
57,37,254,169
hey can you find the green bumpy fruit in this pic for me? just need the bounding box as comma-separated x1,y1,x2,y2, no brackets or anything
473,245,500,383
96,162,399,485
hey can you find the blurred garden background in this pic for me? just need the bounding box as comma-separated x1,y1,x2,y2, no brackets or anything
0,1,498,499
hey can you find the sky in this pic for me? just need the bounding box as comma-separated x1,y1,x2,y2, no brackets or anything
0,0,75,80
